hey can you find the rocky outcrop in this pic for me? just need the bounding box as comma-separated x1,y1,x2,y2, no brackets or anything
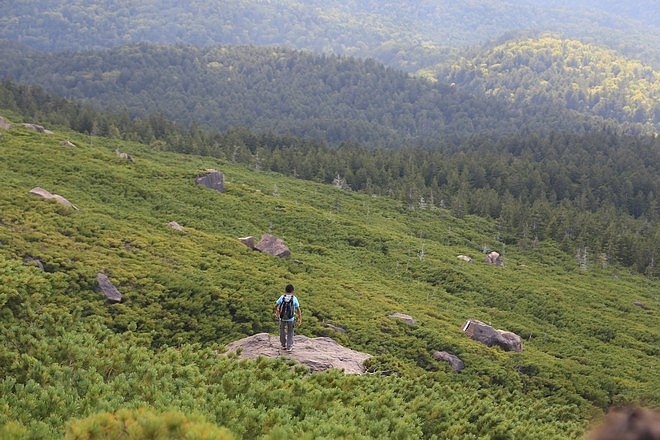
462,319,523,352
61,140,76,147
96,273,122,303
224,333,371,374
29,187,79,210
255,233,290,258
432,351,465,371
388,312,416,325
195,169,224,192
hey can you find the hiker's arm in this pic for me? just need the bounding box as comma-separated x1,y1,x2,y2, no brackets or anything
296,307,302,324
273,304,279,318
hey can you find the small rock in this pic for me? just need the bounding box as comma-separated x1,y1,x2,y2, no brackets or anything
388,312,416,325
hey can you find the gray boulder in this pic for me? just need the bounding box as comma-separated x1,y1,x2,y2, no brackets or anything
167,221,185,231
484,251,504,267
22,123,53,134
323,323,348,333
388,312,416,325
255,233,290,258
462,319,523,352
432,351,465,371
195,169,224,192
225,333,371,374
29,187,79,210
238,236,255,249
96,273,122,303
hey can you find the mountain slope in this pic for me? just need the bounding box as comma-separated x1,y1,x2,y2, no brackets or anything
2,0,658,71
0,114,658,438
1,41,655,149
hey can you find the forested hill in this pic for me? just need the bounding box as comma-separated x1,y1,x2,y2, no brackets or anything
430,36,659,128
0,40,656,148
2,0,659,71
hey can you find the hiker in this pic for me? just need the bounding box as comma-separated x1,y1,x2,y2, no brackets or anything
274,284,302,351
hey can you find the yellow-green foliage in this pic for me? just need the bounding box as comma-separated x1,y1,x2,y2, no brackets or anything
65,408,233,440
0,118,658,439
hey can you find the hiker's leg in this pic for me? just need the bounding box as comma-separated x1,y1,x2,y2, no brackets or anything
286,321,295,349
279,320,287,347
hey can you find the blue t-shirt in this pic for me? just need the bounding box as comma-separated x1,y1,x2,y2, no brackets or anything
276,294,299,322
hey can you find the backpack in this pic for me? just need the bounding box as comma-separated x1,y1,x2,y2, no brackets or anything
279,294,294,320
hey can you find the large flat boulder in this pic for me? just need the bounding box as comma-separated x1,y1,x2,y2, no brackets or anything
225,333,371,374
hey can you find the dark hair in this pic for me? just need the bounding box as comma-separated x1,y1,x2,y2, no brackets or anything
285,284,294,293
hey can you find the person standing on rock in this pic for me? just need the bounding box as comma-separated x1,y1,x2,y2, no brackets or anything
274,284,302,351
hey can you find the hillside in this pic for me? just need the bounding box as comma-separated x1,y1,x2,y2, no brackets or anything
0,114,658,438
1,79,658,279
0,40,656,149
2,0,658,71
430,36,659,128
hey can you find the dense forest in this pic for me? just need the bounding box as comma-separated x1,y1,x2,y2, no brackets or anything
431,36,659,127
0,110,658,438
0,40,656,149
1,80,657,277
2,0,659,71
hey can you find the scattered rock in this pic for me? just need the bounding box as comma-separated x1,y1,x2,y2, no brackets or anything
388,312,416,325
29,187,79,210
457,255,473,263
0,116,11,130
462,319,523,352
224,332,371,374
632,301,648,310
61,140,76,147
484,251,504,267
432,350,465,371
238,236,255,249
22,123,53,134
114,148,134,162
255,233,290,258
195,169,224,192
24,256,45,272
96,273,122,303
167,221,185,231
323,323,347,333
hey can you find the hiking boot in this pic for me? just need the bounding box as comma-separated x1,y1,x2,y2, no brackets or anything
286,347,293,352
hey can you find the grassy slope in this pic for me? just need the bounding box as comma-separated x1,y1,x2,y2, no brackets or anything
0,117,658,438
